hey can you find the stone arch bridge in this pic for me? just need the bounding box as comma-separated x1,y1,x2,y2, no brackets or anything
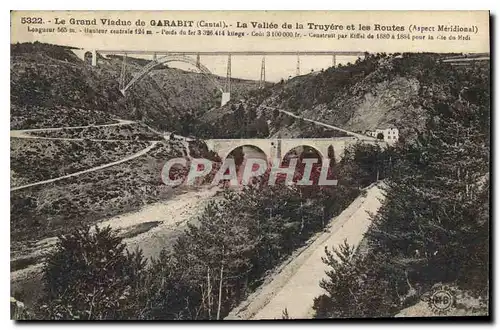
204,137,382,163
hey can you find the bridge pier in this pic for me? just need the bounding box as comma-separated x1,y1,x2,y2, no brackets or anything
91,49,97,66
221,92,231,107
296,53,300,76
221,54,232,106
259,57,266,88
108,50,368,107
71,49,97,66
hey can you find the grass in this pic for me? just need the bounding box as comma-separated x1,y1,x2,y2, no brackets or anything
29,123,163,141
11,141,186,244
10,105,114,130
10,138,150,186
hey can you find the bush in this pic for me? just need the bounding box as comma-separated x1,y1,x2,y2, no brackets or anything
313,241,399,318
37,226,147,320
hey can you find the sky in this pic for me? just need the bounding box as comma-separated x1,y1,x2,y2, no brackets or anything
11,11,490,81
158,55,356,82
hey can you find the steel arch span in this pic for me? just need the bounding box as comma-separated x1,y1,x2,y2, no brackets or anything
120,55,223,95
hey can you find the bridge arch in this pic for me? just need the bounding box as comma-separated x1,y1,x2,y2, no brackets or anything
120,55,223,94
223,144,269,164
281,144,326,163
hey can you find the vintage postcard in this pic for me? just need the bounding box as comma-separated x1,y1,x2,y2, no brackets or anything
10,10,490,320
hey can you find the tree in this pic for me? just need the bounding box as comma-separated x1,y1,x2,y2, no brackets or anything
376,132,384,140
338,143,387,188
313,61,490,317
313,241,398,318
170,194,258,319
368,64,490,296
38,226,148,320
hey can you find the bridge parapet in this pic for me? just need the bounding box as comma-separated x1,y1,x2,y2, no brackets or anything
205,137,380,163
207,138,279,161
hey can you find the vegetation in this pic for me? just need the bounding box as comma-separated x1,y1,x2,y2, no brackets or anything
11,42,80,63
13,142,390,320
313,60,489,317
11,42,259,133
10,141,186,243
194,102,271,139
10,45,489,319
30,123,162,141
10,105,113,130
200,53,484,142
10,139,150,186
37,226,147,320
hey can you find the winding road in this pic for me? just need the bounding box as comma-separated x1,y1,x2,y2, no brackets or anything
10,119,162,191
10,119,139,140
11,141,159,192
261,106,375,141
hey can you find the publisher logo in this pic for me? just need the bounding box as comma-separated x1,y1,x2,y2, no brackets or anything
421,285,455,315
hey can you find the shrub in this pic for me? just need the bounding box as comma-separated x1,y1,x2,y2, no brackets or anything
37,225,147,320
313,241,399,318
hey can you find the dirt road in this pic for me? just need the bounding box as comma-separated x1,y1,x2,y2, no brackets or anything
10,118,171,191
10,119,136,138
10,141,159,192
11,186,220,289
226,184,385,320
102,186,220,260
260,106,376,141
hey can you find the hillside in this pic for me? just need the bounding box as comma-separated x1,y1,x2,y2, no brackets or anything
12,44,465,141
10,42,259,132
11,42,256,278
199,53,485,140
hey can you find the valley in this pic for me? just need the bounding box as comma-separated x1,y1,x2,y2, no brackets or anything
10,42,490,320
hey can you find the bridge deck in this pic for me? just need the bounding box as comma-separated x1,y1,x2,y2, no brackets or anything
92,50,367,56
207,137,362,142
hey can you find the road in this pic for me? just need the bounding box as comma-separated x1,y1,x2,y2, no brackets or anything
10,119,173,191
226,184,384,320
261,106,375,141
10,135,162,143
10,118,135,137
10,141,159,192
9,119,147,141
10,186,221,299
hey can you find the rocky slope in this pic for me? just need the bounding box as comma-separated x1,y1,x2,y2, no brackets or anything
11,42,259,132
200,53,481,140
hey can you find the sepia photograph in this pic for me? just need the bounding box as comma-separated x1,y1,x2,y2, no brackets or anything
8,10,491,321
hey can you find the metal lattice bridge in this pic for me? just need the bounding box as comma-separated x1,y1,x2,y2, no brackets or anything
73,49,367,106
